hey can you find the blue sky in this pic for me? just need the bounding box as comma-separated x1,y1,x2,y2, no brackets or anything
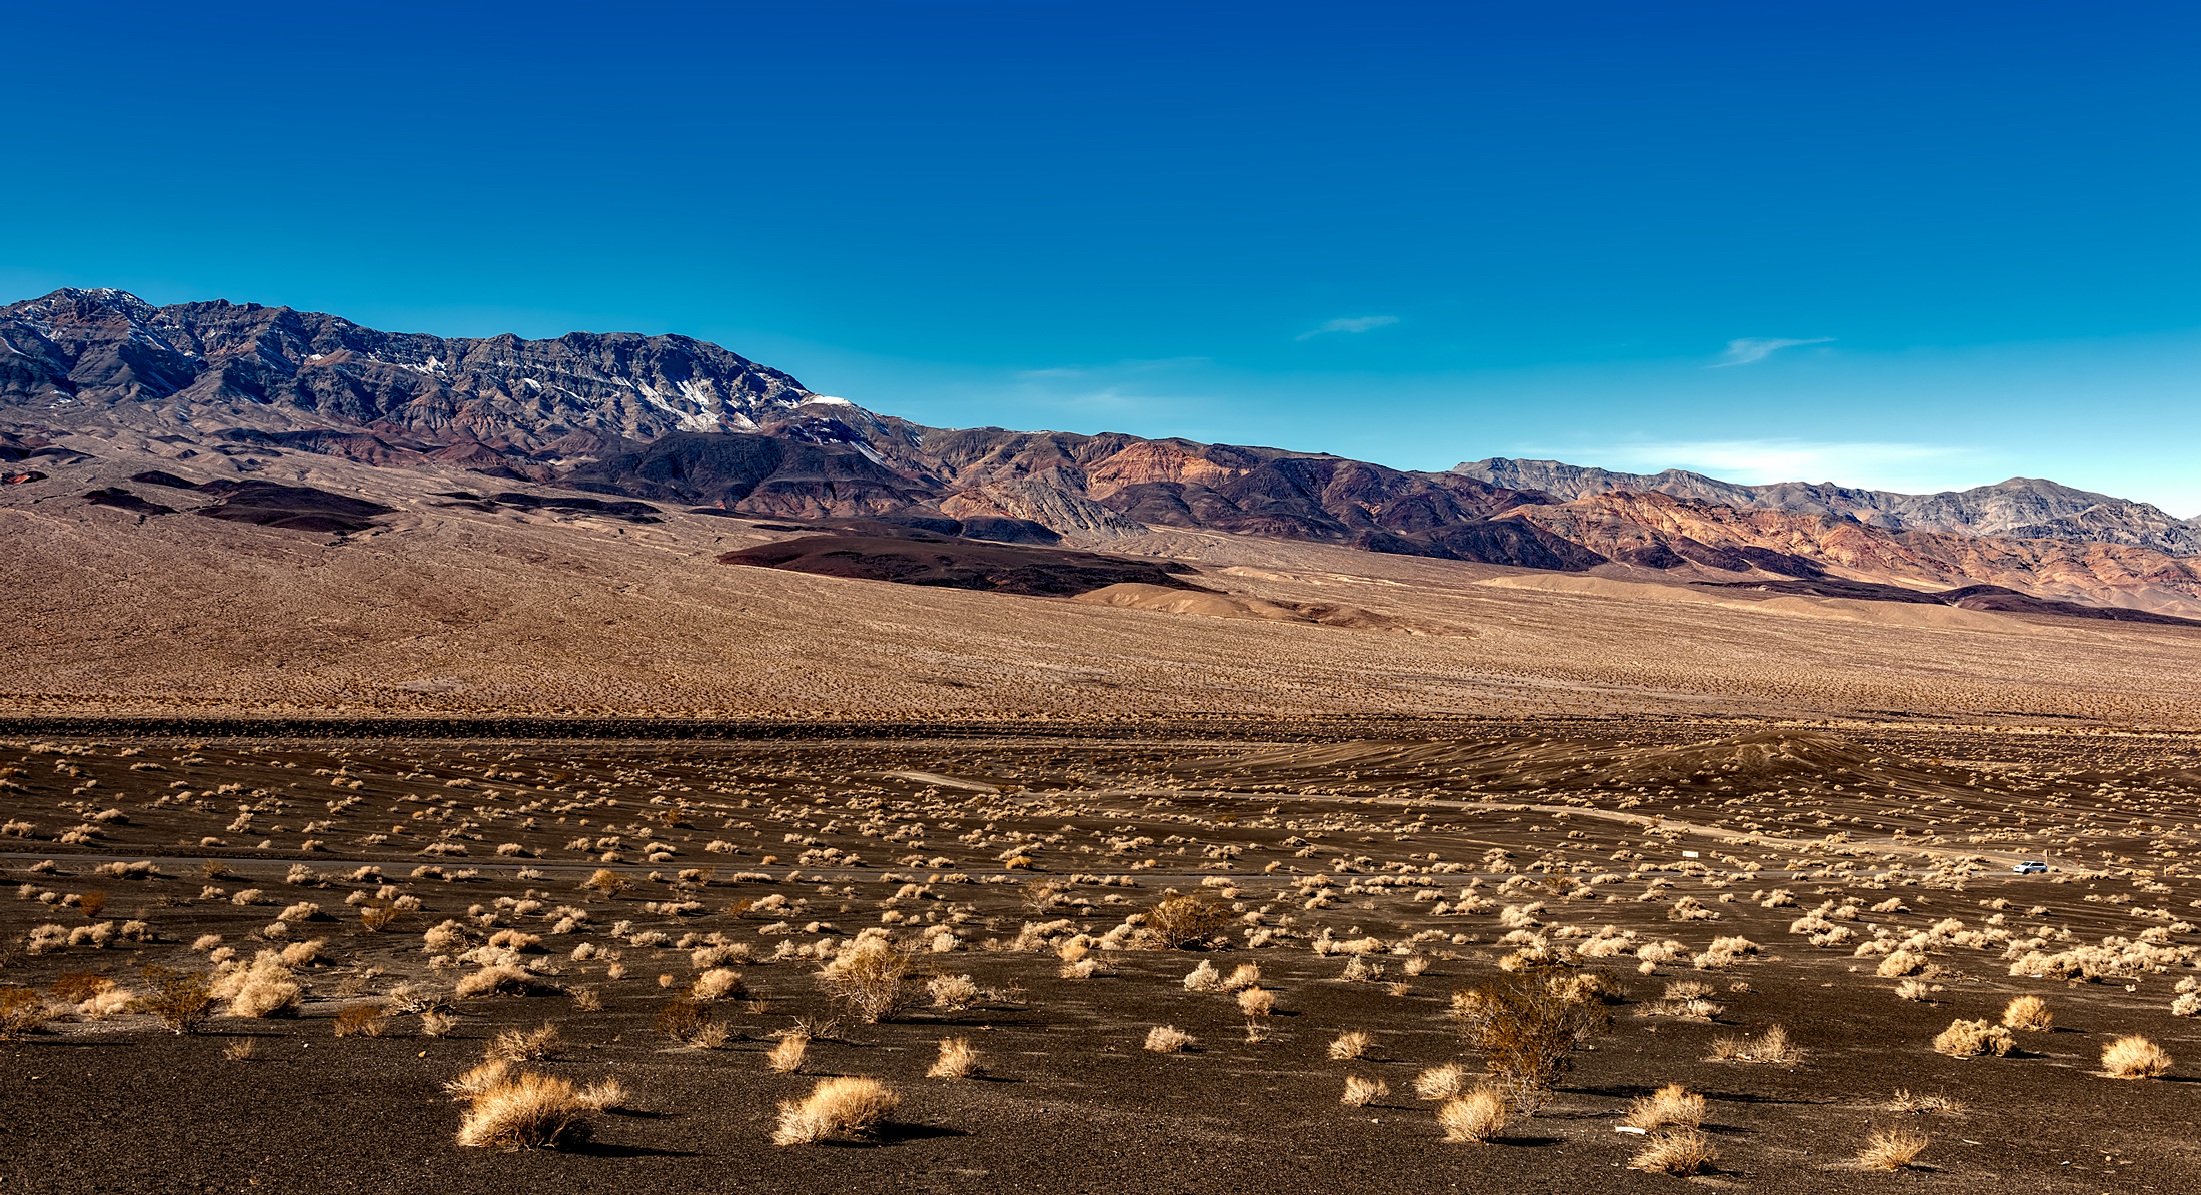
6,1,2199,513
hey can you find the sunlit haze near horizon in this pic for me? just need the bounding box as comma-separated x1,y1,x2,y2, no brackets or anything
6,1,2196,513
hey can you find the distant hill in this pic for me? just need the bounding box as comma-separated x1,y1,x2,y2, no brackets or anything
1455,457,2201,555
6,287,2199,616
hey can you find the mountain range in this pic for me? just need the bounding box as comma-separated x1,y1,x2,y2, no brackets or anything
5,288,2199,618
1455,457,2201,555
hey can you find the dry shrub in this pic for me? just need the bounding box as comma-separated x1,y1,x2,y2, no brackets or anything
582,869,630,898
657,997,728,1047
1328,1030,1373,1061
690,968,745,1002
1414,1062,1469,1101
489,1021,561,1061
1624,1084,1705,1131
455,965,555,1000
928,1036,982,1080
1858,1127,1929,1170
1631,1129,1718,1176
333,1003,392,1038
1931,1019,2013,1059
50,971,110,1002
1449,970,1613,1112
422,920,469,953
0,987,51,1038
772,1076,900,1146
223,1037,257,1061
1341,1075,1389,1106
456,1071,593,1150
78,890,107,920
421,1010,459,1037
445,1059,511,1100
1140,893,1232,949
1893,980,1933,1002
1437,1085,1509,1143
359,904,401,932
1144,1025,1195,1054
767,1032,810,1074
1876,949,1928,978
2101,1035,2171,1079
569,986,603,1013
1710,1024,1802,1065
1236,987,1276,1017
817,937,923,1023
928,973,979,1011
210,951,302,1018
1183,960,1222,992
2001,995,2052,1032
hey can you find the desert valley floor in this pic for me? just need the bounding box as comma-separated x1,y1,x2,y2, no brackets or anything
7,438,2201,1191
4,719,2201,1193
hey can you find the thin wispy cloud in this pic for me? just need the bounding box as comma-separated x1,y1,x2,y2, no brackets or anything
1298,314,1399,340
1712,336,1834,367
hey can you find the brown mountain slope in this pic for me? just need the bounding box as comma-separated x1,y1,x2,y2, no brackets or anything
3,438,2199,725
1502,491,2201,616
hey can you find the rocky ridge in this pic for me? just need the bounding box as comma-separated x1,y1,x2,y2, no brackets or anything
6,289,2199,615
1457,456,2201,555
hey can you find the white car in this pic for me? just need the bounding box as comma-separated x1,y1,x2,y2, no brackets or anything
2013,861,2048,875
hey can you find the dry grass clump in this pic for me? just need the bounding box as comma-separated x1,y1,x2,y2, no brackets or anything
223,1037,258,1061
1893,979,1933,1002
928,1036,983,1080
1887,1089,1965,1115
1328,1030,1373,1061
1931,1019,2013,1059
1437,1085,1509,1142
208,951,302,1018
690,967,745,1001
1624,1084,1705,1131
1857,1127,1930,1170
1183,960,1223,992
1341,1075,1389,1106
1236,986,1276,1017
2001,995,2052,1032
1630,1129,1718,1176
456,1070,594,1150
817,936,922,1023
1414,1062,1469,1101
488,1021,561,1061
2100,1035,2172,1079
1710,1024,1801,1065
421,1009,459,1037
332,1003,392,1038
771,1076,900,1146
454,965,555,1000
446,1059,512,1100
1144,1025,1195,1053
1876,949,1928,979
767,1032,810,1074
